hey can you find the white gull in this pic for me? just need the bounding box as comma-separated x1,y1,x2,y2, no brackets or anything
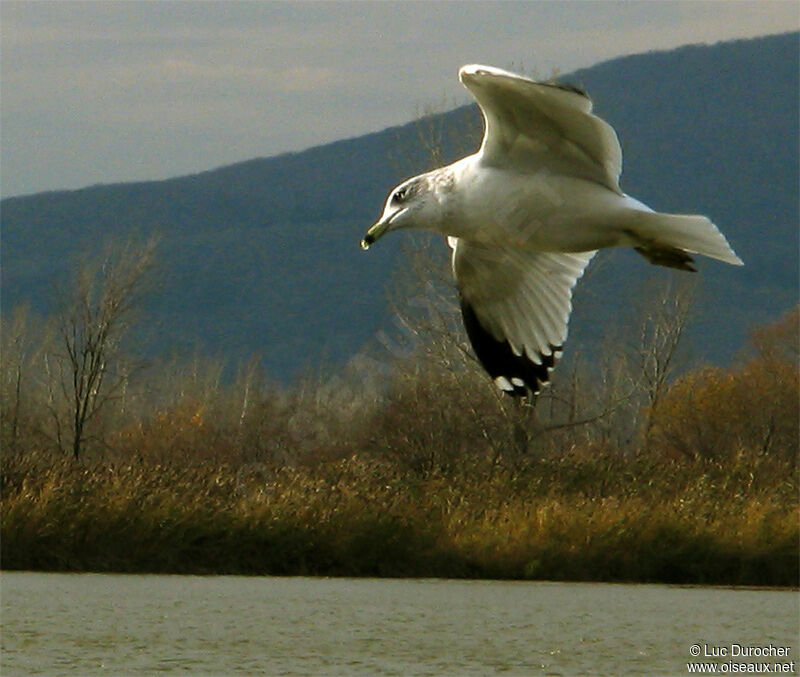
361,64,743,398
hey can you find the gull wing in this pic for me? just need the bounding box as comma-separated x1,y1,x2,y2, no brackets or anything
459,64,623,194
450,237,595,396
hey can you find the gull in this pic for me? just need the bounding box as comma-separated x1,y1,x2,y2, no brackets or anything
360,64,743,398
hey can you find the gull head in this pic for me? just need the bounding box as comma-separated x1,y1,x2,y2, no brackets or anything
361,175,431,250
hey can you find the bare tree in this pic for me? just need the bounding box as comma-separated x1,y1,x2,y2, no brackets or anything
0,306,39,454
627,274,697,440
45,239,157,460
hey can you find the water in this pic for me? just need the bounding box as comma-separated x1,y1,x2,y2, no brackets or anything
1,573,797,675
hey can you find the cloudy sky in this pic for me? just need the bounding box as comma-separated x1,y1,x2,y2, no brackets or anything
1,1,796,197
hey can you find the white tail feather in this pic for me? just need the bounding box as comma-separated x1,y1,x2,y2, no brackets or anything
634,212,743,266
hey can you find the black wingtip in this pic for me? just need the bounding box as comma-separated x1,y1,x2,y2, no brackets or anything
460,297,560,399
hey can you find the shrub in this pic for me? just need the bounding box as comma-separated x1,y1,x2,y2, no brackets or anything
647,307,799,462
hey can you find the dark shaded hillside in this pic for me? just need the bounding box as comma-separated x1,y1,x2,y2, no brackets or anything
1,105,479,377
2,33,797,381
567,34,799,357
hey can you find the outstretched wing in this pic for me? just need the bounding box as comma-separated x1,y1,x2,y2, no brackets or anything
459,64,623,194
450,237,595,397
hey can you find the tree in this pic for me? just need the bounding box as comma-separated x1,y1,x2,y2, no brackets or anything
0,306,40,454
646,307,799,462
44,239,157,460
625,274,696,441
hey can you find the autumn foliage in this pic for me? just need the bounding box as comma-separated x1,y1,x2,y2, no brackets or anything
648,308,799,463
1,298,798,584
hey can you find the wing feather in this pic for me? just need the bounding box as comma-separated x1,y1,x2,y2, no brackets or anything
451,238,595,395
459,64,623,194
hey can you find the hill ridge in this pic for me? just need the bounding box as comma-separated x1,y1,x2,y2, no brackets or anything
2,32,797,382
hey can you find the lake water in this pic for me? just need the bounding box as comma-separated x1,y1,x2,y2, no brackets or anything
1,573,797,675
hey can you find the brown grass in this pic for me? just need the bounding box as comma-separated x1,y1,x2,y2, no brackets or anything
2,444,796,584
1,309,797,584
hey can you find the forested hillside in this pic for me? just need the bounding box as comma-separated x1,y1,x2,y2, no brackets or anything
2,32,797,381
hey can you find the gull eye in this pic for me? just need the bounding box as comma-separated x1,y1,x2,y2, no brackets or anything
392,188,407,204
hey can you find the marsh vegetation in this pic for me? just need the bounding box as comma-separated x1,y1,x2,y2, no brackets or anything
2,238,798,585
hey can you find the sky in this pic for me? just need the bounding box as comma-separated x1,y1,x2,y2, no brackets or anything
1,1,797,197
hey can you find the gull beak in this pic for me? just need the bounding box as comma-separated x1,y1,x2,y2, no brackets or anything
360,208,407,250
360,219,387,250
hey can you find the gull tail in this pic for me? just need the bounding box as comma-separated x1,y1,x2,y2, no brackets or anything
630,212,743,270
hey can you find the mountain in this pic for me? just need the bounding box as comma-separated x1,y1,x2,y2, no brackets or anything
2,33,798,382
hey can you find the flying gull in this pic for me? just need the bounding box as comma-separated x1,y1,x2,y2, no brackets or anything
361,64,743,398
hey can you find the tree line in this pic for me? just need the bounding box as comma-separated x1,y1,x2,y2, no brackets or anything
1,238,797,583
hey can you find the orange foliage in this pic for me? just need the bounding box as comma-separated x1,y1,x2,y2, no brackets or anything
648,308,799,462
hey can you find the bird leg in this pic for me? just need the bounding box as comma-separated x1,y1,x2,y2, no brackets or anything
633,243,697,272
